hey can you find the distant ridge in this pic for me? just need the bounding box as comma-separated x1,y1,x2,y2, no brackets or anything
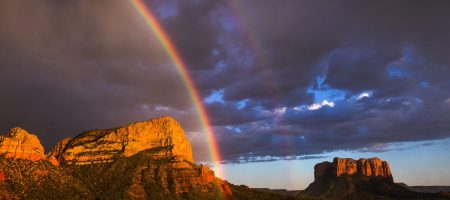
398,183,450,193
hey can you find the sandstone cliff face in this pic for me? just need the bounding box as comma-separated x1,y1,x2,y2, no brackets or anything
0,117,233,199
51,116,194,165
0,127,45,161
314,157,393,181
199,164,216,183
303,157,409,199
47,137,72,166
198,165,231,195
333,157,392,178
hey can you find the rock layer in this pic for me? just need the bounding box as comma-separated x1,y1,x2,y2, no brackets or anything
0,127,45,161
0,117,233,198
315,157,393,181
51,116,194,165
334,157,392,179
302,157,415,199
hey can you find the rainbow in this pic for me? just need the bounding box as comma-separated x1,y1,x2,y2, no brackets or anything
129,0,223,178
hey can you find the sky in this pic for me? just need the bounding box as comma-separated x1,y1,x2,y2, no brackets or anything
1,0,450,189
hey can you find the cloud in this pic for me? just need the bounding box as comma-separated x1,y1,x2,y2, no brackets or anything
0,0,200,149
357,92,372,100
307,100,335,111
1,0,450,163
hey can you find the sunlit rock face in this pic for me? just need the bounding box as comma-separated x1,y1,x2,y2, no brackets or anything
0,127,45,161
356,157,392,178
51,116,194,165
333,157,392,179
47,137,72,166
304,157,419,199
314,157,393,181
0,117,232,198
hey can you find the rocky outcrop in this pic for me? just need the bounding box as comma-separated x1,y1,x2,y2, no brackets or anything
314,161,333,180
314,157,393,181
47,137,72,166
303,157,414,199
47,137,72,159
50,116,194,165
0,117,234,198
199,164,216,183
334,157,392,180
356,158,392,177
177,164,231,196
0,127,45,161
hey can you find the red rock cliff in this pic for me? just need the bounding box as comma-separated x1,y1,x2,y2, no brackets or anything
0,127,45,161
50,116,194,165
315,157,393,181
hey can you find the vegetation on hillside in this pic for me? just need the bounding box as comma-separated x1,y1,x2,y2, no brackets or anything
0,148,229,199
0,152,446,199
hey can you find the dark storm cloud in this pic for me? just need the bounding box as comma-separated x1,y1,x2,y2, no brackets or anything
1,0,450,163
164,0,223,71
205,101,269,126
193,0,450,163
0,0,201,150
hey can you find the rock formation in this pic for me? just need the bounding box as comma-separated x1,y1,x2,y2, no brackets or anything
47,137,72,166
0,117,234,199
357,157,392,177
47,137,72,159
0,127,45,161
51,116,194,165
314,157,393,181
303,157,418,199
199,164,216,182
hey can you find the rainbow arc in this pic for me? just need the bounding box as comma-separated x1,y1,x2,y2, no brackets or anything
129,0,223,178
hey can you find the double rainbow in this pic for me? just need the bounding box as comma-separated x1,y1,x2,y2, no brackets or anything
129,0,223,177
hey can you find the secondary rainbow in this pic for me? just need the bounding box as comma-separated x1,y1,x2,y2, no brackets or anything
129,0,223,177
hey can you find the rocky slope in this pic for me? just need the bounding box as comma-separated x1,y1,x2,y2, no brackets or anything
0,117,237,199
1,121,447,199
0,127,46,161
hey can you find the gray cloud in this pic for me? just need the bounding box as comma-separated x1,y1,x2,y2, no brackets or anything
1,0,449,163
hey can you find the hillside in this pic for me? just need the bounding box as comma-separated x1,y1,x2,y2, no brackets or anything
0,118,448,199
0,117,306,200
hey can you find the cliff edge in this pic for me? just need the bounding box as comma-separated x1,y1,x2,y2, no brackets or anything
0,127,45,161
49,116,194,165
